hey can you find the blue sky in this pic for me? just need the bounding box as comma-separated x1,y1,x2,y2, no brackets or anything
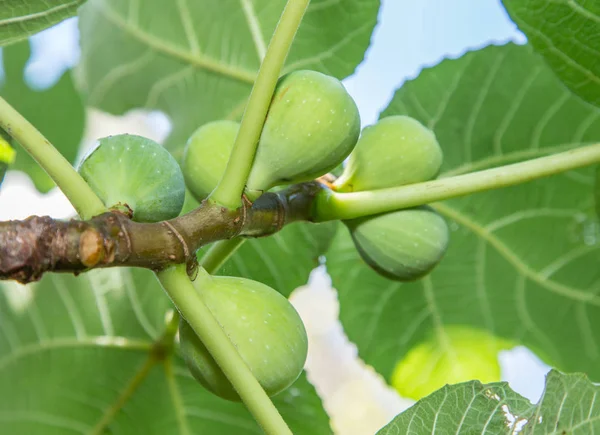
345,0,524,126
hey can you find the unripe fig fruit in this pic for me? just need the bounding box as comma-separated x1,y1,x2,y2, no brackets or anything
78,134,185,222
391,326,511,400
179,270,308,401
334,116,443,192
595,166,600,219
246,70,360,192
0,134,15,185
182,120,239,202
345,207,449,281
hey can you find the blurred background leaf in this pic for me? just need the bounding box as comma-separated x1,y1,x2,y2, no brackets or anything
0,267,332,434
0,39,85,192
77,0,380,158
0,0,85,47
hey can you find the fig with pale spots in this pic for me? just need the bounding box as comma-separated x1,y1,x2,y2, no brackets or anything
246,69,360,193
78,134,185,222
334,115,442,192
179,269,308,401
345,207,449,281
182,120,239,202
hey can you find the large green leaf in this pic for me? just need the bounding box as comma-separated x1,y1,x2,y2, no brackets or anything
210,222,337,298
0,0,84,47
77,0,380,157
378,381,532,434
521,370,600,433
327,43,600,390
502,0,600,108
0,269,331,434
378,370,600,434
0,40,85,192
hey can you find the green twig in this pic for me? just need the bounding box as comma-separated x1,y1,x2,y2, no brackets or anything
157,265,292,435
161,235,246,384
314,142,600,221
162,237,246,342
201,238,246,274
209,0,311,209
0,96,106,219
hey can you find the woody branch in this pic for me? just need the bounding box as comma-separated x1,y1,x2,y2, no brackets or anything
0,182,323,284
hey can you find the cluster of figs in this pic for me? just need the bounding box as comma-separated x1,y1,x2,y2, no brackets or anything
78,70,448,401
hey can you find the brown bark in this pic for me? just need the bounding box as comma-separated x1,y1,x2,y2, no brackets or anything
0,182,323,283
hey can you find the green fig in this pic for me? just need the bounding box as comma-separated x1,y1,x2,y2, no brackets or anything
182,120,240,202
595,166,600,219
78,134,185,222
179,270,308,401
345,207,449,281
246,70,360,193
0,134,15,186
334,116,442,192
391,326,511,400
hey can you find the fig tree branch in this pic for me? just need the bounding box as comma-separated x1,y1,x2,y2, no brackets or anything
3,143,600,284
0,182,321,284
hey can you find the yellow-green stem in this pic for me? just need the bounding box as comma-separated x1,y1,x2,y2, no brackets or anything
201,238,246,274
157,265,292,435
315,142,600,221
165,237,246,342
209,0,310,209
0,96,106,219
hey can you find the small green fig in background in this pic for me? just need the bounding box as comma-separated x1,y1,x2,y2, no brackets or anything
334,116,443,192
246,70,361,193
179,270,308,401
78,134,185,222
0,134,15,186
182,120,239,202
345,207,449,281
595,166,600,219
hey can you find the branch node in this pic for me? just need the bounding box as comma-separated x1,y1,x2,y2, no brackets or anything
79,228,104,268
163,220,190,259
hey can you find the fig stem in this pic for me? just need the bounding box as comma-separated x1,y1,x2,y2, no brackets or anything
162,237,246,344
315,142,600,221
209,0,310,210
0,96,106,220
201,238,246,274
157,264,292,435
